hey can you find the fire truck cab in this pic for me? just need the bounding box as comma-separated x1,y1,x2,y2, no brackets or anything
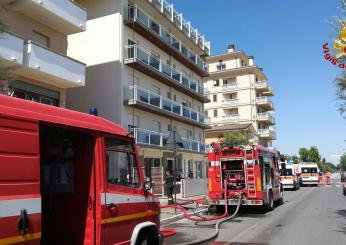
0,95,161,245
208,144,283,211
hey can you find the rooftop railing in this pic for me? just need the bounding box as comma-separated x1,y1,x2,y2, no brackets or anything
144,1,210,54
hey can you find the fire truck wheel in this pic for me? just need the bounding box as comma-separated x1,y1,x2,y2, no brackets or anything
278,188,284,205
136,234,150,245
343,190,346,196
265,191,274,211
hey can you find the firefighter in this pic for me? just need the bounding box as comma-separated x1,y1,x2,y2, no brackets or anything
318,171,323,186
164,170,175,204
325,172,331,185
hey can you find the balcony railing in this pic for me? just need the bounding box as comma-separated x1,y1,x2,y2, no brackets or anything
221,98,239,107
124,6,208,73
205,83,238,94
128,85,209,125
257,128,276,138
125,45,207,97
0,32,24,67
255,80,268,89
132,128,206,152
14,0,86,34
208,114,239,124
145,0,210,54
133,128,166,146
23,41,85,88
255,96,274,109
257,113,275,124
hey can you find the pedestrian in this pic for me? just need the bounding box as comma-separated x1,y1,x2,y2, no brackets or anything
188,169,193,179
179,169,185,179
175,169,180,181
164,170,175,204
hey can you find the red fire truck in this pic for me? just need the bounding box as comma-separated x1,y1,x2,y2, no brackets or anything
0,95,162,245
207,143,283,211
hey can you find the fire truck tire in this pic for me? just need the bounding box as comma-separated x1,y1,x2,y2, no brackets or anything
265,191,274,211
278,188,284,205
136,234,152,245
343,190,346,196
135,227,159,245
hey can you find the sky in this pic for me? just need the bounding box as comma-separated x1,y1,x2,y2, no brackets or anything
172,0,346,164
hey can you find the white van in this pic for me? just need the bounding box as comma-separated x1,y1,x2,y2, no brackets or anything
300,163,319,186
280,165,300,190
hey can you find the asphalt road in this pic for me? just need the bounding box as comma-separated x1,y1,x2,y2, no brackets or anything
163,175,346,245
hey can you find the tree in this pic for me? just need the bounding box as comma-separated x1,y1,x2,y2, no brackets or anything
283,154,300,164
299,148,309,162
340,153,346,171
309,146,321,164
220,131,249,145
331,1,346,117
292,155,300,164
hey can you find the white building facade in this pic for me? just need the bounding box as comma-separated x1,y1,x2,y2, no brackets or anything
66,0,211,197
204,45,276,147
0,0,86,107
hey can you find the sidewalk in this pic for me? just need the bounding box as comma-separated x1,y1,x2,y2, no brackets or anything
159,194,209,226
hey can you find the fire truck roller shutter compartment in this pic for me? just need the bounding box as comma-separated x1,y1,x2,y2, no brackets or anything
40,125,95,244
221,159,246,192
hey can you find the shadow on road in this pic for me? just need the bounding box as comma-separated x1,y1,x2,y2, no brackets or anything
334,209,346,235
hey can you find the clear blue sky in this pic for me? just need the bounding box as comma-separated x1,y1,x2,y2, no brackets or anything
172,0,346,164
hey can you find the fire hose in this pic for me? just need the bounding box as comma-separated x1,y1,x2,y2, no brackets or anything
160,181,243,244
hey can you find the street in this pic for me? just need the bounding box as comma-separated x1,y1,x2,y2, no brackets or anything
163,175,346,245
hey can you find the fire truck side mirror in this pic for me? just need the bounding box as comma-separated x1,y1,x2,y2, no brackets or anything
144,161,152,191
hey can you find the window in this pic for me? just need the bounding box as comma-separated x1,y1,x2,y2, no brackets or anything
213,94,217,102
167,91,171,99
173,94,177,101
213,109,218,117
168,124,172,131
213,79,220,86
32,31,50,48
216,64,226,71
105,138,140,188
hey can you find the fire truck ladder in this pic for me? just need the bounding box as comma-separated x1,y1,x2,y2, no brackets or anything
246,149,256,198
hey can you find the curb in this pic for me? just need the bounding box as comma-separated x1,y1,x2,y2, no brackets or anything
160,208,208,226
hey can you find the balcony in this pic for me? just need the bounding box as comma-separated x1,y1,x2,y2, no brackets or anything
205,84,238,95
124,45,210,103
255,96,274,110
255,80,273,96
127,86,211,129
124,6,209,77
263,86,274,96
255,80,268,90
0,32,24,68
132,128,206,153
12,0,86,34
144,0,210,55
257,128,276,139
221,99,239,107
17,41,85,88
256,113,275,124
208,114,239,124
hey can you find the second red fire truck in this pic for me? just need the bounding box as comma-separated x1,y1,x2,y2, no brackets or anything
207,143,283,211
